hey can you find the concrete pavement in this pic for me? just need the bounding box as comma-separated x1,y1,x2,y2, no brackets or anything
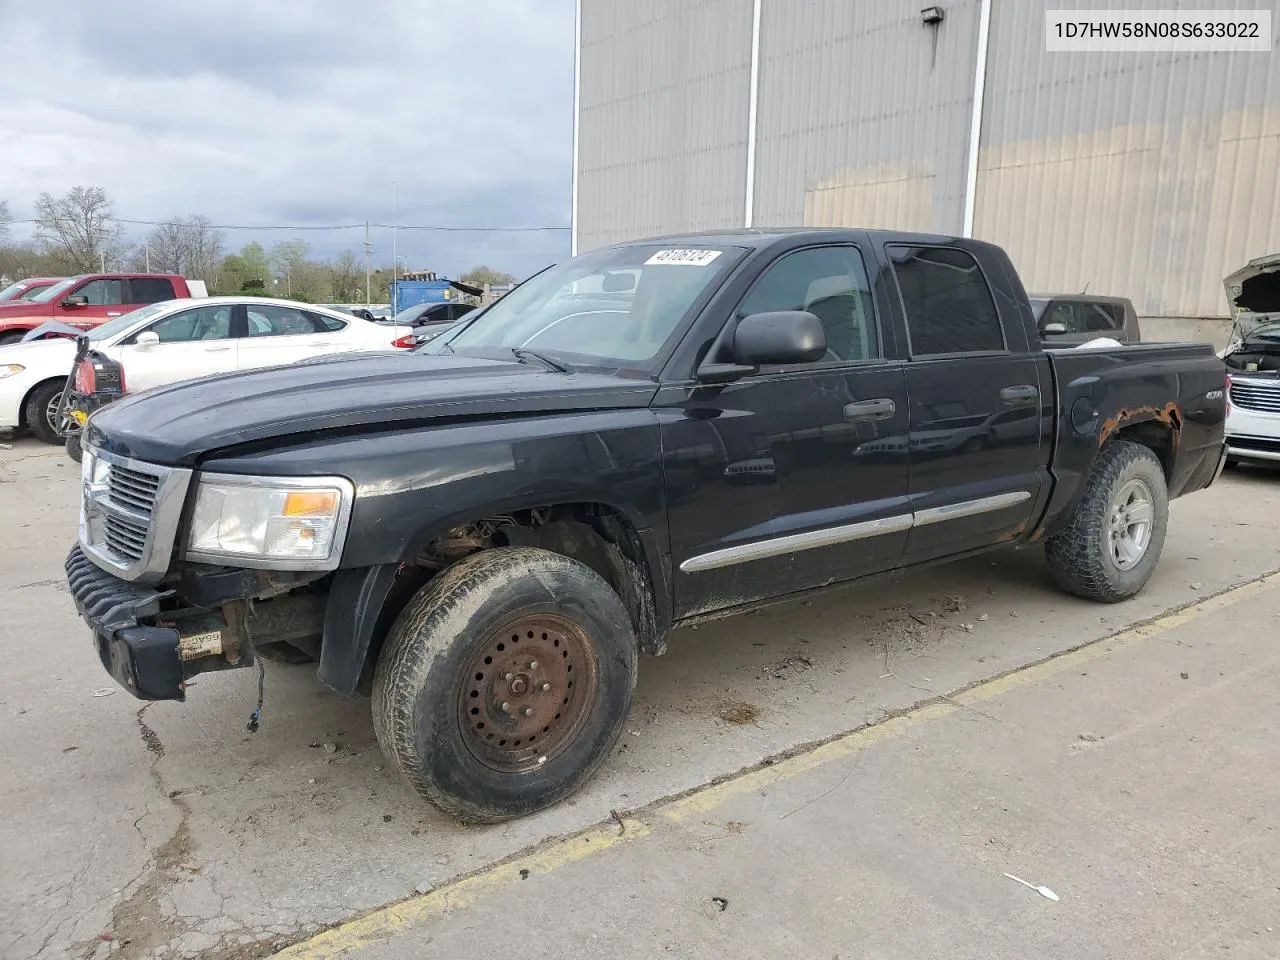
0,436,1277,959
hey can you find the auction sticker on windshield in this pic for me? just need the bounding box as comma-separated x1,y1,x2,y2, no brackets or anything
644,249,723,267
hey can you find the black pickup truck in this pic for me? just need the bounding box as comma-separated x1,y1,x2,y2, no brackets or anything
67,229,1227,822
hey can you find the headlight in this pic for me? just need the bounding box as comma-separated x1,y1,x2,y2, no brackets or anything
0,364,25,379
187,474,355,569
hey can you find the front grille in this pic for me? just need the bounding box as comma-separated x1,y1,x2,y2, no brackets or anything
108,464,160,515
1230,379,1280,413
105,512,149,561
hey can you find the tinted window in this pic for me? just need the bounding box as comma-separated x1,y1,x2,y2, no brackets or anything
139,305,233,343
1041,301,1076,334
889,246,1004,355
737,246,878,362
131,277,176,304
246,304,327,336
1081,302,1121,332
77,279,125,306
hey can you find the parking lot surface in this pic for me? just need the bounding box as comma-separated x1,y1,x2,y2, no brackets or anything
1,437,1277,959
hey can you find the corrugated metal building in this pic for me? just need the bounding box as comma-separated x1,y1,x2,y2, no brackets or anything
572,0,1280,340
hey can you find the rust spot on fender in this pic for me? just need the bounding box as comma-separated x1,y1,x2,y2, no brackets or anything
1098,401,1182,448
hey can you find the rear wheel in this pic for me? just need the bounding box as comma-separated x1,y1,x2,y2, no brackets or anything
0,332,23,347
372,547,636,823
24,380,68,445
65,430,83,463
1045,440,1169,603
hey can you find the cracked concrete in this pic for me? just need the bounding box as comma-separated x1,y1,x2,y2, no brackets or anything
2,438,1278,959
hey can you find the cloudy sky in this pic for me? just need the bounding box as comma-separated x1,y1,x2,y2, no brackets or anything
0,0,575,280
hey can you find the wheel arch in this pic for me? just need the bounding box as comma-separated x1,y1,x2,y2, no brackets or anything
18,375,68,430
318,498,670,697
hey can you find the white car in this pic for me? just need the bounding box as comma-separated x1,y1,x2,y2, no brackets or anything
0,297,413,443
1222,257,1280,467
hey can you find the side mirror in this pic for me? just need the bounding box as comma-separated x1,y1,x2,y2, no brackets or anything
733,310,826,365
1041,322,1067,336
697,310,827,383
62,295,89,309
134,331,160,347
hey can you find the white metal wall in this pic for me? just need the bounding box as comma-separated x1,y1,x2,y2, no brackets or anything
576,0,1280,320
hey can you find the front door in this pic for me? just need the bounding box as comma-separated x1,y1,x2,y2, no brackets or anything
56,277,128,329
660,243,911,619
883,244,1048,565
112,303,239,393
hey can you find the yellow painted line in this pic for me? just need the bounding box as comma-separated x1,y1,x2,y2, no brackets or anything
274,818,650,959
277,571,1279,957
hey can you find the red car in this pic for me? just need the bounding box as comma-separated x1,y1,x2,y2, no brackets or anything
0,273,207,345
0,276,64,303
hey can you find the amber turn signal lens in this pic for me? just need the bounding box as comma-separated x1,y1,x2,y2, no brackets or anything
282,490,339,517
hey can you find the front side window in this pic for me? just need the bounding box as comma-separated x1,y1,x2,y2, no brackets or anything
736,246,878,362
433,244,740,367
138,304,234,343
76,279,125,306
889,246,1004,355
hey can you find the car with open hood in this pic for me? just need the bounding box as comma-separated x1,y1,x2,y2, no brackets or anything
1222,255,1280,467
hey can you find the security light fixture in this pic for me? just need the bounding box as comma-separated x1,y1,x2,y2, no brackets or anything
921,6,945,25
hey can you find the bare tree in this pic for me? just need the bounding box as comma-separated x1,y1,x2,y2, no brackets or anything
34,186,124,271
328,250,364,302
269,239,311,298
135,214,225,279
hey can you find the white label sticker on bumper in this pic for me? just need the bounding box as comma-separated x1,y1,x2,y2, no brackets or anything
644,249,722,267
179,629,223,661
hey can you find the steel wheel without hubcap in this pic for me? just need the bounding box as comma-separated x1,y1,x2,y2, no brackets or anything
458,613,598,774
1107,477,1155,570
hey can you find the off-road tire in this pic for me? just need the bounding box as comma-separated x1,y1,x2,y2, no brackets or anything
65,430,83,463
24,380,66,444
372,547,637,823
1045,440,1169,603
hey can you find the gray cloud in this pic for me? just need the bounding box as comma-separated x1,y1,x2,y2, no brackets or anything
0,0,574,279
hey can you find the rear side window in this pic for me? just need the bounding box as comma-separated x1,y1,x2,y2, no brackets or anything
1082,302,1121,332
308,311,348,332
131,277,176,304
889,246,1005,355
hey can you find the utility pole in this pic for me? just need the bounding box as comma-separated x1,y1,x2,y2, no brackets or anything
363,221,372,306
391,179,398,312
145,242,150,273
100,249,106,272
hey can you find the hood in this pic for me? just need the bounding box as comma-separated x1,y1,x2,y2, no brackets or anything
1223,254,1280,354
0,337,76,364
87,352,659,466
0,300,54,319
21,318,85,341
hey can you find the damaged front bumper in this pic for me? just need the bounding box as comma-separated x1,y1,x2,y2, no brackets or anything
65,545,326,701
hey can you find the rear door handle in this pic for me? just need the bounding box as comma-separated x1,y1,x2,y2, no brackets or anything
844,398,897,421
106,311,122,317
1000,385,1039,406
203,345,233,352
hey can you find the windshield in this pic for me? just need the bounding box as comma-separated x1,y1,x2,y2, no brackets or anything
30,278,81,304
429,244,740,367
0,282,28,301
87,302,174,341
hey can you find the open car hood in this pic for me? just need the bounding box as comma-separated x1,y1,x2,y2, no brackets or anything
1223,254,1280,354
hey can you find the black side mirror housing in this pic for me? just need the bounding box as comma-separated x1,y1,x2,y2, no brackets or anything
733,310,826,365
62,295,89,309
696,310,827,383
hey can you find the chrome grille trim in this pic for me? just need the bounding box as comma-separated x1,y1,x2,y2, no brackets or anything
1229,378,1280,414
79,446,193,583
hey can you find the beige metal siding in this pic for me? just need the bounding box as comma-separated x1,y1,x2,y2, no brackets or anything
974,0,1280,318
576,0,754,252
753,0,981,234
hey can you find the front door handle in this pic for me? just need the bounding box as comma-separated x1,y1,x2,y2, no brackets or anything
844,398,897,421
1000,385,1039,406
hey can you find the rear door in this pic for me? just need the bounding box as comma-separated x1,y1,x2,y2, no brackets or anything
883,243,1048,566
128,276,179,308
660,242,911,617
110,303,239,392
238,304,354,369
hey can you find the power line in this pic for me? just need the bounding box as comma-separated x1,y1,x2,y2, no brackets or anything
7,216,570,233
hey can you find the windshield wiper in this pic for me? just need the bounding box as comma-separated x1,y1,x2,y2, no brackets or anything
510,346,571,373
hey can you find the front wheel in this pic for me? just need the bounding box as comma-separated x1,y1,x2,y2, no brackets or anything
24,380,68,445
1045,440,1169,603
372,547,637,823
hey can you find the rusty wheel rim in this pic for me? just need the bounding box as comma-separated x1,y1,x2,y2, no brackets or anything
457,614,599,774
